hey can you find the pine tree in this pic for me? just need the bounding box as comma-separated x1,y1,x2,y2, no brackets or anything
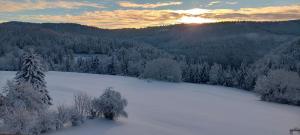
15,50,52,106
200,62,210,83
209,63,224,85
223,66,234,87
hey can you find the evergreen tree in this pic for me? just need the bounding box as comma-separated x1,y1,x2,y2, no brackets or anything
223,66,234,87
15,50,52,106
209,63,224,85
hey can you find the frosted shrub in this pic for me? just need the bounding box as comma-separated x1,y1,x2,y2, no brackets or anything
2,107,38,135
55,105,72,129
70,108,84,126
92,87,128,120
2,107,56,135
55,105,84,128
74,92,92,117
36,111,56,133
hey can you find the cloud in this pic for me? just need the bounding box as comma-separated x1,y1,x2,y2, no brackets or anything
202,5,300,21
118,1,182,8
22,10,185,29
226,1,238,5
173,8,210,15
208,1,221,6
14,5,300,29
0,0,104,12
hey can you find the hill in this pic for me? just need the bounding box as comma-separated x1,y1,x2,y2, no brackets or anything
1,21,300,100
1,20,300,68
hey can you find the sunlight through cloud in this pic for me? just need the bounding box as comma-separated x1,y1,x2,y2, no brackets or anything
177,16,216,24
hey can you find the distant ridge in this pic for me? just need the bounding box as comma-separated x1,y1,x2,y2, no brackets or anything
0,19,299,67
2,19,300,30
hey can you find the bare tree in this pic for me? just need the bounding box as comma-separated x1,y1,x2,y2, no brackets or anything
74,92,92,117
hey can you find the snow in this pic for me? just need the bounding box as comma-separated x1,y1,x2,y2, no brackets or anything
1,71,300,135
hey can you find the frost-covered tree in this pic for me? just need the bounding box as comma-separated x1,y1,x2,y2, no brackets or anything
234,62,250,89
0,93,6,117
255,69,300,104
183,62,210,83
4,80,46,111
74,92,92,117
15,49,52,106
0,93,4,106
209,63,224,85
107,54,121,75
223,66,235,87
92,87,127,120
142,58,182,82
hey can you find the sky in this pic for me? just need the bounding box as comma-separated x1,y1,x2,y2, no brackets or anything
0,0,300,29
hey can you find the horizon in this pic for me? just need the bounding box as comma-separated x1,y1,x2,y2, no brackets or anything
0,0,300,29
2,19,300,30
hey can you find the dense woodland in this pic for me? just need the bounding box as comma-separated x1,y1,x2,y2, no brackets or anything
0,20,300,105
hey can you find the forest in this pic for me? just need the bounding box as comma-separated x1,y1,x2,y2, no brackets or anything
0,20,300,105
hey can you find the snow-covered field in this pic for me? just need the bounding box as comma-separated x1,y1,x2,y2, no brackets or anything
1,71,300,135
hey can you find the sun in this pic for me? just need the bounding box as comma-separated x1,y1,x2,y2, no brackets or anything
177,16,216,24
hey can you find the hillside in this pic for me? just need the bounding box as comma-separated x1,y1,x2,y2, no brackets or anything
1,71,300,135
1,21,300,102
1,20,300,68
251,38,300,76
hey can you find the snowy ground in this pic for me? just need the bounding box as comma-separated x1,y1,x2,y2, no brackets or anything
1,71,300,135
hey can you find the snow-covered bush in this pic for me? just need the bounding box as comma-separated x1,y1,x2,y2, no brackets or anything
2,107,38,135
74,92,92,117
70,109,84,126
142,58,182,82
35,110,56,133
2,107,56,135
55,104,84,128
55,105,73,129
255,69,300,104
92,87,128,120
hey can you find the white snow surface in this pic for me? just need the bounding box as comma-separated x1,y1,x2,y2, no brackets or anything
0,71,300,135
